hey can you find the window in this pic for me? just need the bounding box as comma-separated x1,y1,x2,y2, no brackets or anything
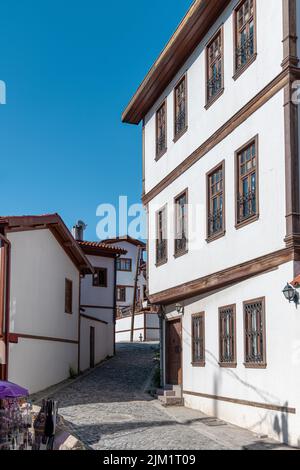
65,279,73,314
207,162,225,241
117,286,126,302
174,76,187,139
156,205,168,265
236,137,259,227
156,101,167,159
234,0,256,76
174,190,188,256
206,28,223,106
93,268,107,287
219,305,236,367
244,298,266,368
116,258,132,272
192,313,205,366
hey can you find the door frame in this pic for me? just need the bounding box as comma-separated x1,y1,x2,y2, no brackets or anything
165,316,183,386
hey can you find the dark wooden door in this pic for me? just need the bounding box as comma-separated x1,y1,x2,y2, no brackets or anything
166,318,182,385
90,327,95,369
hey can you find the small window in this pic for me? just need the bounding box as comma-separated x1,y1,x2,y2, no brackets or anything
244,298,266,368
93,268,107,287
234,0,256,76
174,190,188,257
174,76,187,140
116,258,132,272
219,305,236,367
156,205,168,265
117,286,126,302
207,162,225,241
236,137,259,227
206,28,223,106
156,101,167,159
65,279,73,314
192,312,205,366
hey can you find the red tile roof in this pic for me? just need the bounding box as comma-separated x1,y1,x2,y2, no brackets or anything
104,235,146,248
77,240,127,255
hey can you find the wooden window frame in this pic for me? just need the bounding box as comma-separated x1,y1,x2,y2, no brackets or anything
206,161,226,242
174,189,189,258
219,304,237,368
205,26,224,109
235,135,259,229
191,312,205,367
156,204,168,267
243,297,267,369
116,258,132,272
65,278,73,315
173,74,188,142
116,286,127,303
155,100,167,160
233,0,257,80
92,267,108,288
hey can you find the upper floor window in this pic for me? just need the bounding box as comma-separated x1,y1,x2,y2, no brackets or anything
156,205,168,266
116,286,126,302
234,0,256,76
236,136,259,228
117,258,132,272
174,76,187,140
156,101,167,159
207,162,225,241
206,28,223,106
174,190,188,257
65,279,73,314
192,312,205,367
244,298,266,368
219,305,236,367
93,268,107,287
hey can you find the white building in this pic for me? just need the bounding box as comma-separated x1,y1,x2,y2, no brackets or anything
123,0,300,446
0,214,92,394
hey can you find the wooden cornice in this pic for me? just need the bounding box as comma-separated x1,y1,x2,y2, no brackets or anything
148,247,298,305
122,0,231,124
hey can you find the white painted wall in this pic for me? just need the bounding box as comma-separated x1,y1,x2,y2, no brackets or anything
116,313,160,343
7,229,80,394
80,318,114,372
148,91,286,295
144,0,283,193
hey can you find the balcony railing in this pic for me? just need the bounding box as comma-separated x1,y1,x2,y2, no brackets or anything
175,233,187,255
175,109,186,136
207,72,222,101
237,190,256,222
156,239,167,264
208,209,223,237
156,133,166,156
236,31,254,69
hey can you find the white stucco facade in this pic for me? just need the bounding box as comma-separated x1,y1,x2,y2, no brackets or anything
116,312,160,343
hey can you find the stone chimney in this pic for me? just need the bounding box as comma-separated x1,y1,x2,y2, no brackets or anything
72,220,87,241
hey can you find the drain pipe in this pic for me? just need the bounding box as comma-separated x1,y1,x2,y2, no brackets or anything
0,232,11,381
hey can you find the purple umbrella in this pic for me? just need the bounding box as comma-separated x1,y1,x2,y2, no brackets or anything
0,381,29,399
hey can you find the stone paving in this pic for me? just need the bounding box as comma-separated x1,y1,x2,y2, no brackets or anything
38,343,292,450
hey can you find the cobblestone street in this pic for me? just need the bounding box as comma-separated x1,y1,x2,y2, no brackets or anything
40,343,291,450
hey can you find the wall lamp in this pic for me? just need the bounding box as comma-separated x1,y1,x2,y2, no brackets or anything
282,283,299,306
175,303,185,315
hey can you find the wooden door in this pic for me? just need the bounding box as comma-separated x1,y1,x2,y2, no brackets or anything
90,327,95,369
166,318,182,385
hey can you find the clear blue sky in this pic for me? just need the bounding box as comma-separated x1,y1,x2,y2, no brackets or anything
0,0,192,240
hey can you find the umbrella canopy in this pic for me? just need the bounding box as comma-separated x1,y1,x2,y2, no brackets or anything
0,381,29,399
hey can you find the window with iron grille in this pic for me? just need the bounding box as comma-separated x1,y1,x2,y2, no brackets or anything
192,313,205,366
207,163,225,240
156,101,167,158
206,29,223,104
116,286,126,302
156,206,168,265
92,268,107,287
65,279,73,314
219,305,236,367
244,298,266,367
174,190,188,256
174,76,187,138
236,137,258,226
116,258,132,272
235,0,256,73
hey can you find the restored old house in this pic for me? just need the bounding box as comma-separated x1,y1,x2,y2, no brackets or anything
123,0,300,446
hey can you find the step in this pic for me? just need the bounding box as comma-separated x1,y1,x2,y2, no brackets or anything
158,396,184,407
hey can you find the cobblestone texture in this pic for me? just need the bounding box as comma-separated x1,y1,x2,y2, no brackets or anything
42,343,291,450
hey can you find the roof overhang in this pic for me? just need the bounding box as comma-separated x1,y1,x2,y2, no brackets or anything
104,236,146,249
77,241,127,258
0,214,93,274
122,0,231,125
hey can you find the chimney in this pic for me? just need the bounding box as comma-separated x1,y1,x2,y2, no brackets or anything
72,220,87,241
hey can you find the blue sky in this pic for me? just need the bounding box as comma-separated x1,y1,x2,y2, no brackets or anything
0,0,192,240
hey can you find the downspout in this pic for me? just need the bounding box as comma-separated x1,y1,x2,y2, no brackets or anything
0,232,11,381
113,255,120,356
